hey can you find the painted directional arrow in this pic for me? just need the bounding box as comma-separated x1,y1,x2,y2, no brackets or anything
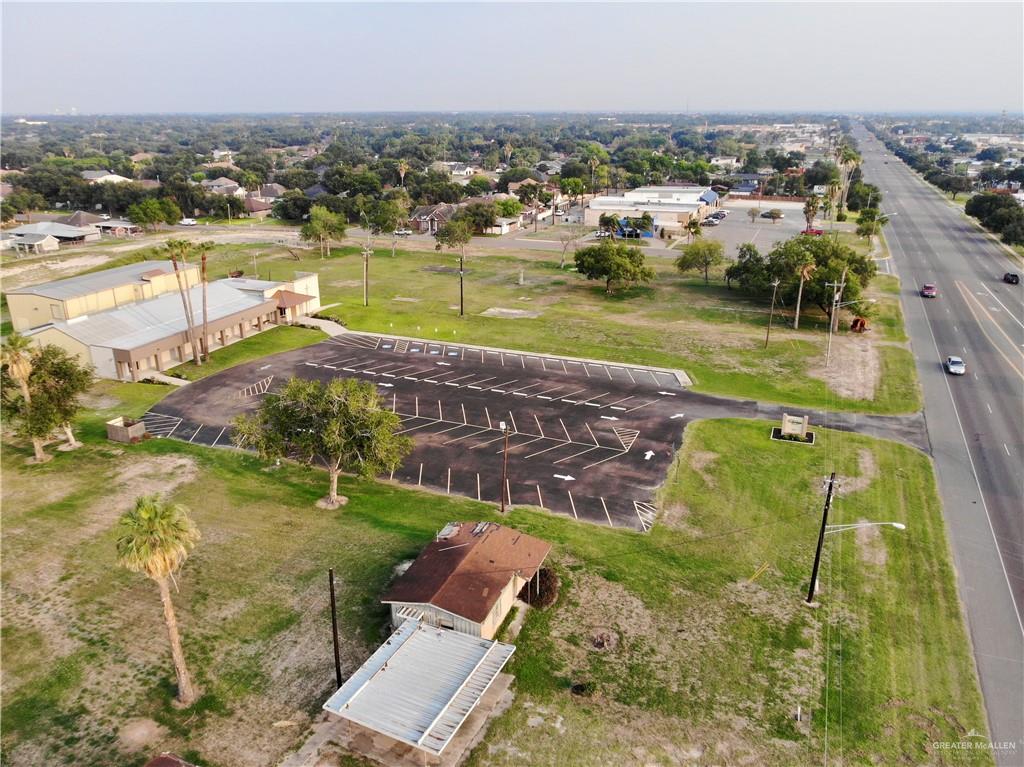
377,383,394,388
600,415,620,421
436,361,452,366
644,450,655,460
657,391,677,396
553,474,576,481
670,413,685,420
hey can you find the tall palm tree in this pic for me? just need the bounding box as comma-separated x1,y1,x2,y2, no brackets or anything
397,159,409,188
502,142,513,165
685,218,702,244
803,197,819,230
166,241,202,367
116,495,201,707
1,332,47,462
793,261,816,330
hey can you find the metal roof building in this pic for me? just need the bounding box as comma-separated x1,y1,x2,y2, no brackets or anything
323,619,514,758
7,260,186,300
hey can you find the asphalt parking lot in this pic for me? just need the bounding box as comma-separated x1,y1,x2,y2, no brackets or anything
144,333,694,531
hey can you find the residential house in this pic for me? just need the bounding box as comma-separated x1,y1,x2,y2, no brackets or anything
96,219,142,237
255,182,287,199
303,183,330,200
431,161,478,179
408,202,459,234
200,177,245,197
211,149,234,163
382,521,551,639
243,197,274,218
81,170,132,184
710,156,740,170
64,210,106,227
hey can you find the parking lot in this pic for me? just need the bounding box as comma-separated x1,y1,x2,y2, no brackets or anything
143,333,694,531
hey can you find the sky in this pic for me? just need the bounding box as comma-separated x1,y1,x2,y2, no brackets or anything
2,2,1022,116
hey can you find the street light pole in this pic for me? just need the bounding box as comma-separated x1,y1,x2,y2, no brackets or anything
498,421,511,513
459,254,465,317
764,279,780,348
807,472,837,604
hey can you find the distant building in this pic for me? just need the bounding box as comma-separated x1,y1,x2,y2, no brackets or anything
6,221,101,245
710,156,740,170
382,521,550,639
80,170,132,184
9,233,60,254
585,185,719,231
408,203,460,234
200,176,245,197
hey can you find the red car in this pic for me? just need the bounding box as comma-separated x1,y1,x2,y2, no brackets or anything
801,228,824,236
921,283,938,298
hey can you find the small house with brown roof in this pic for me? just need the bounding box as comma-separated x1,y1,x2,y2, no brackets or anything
382,522,551,639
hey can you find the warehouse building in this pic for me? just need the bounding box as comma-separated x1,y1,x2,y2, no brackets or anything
585,185,719,232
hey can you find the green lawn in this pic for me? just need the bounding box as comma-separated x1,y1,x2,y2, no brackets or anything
167,325,327,381
0,384,987,767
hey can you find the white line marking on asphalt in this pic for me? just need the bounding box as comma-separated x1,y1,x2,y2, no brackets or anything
567,491,578,519
1004,444,1011,456
477,473,481,501
980,282,1024,330
536,485,544,508
600,497,613,527
188,425,204,443
211,427,226,447
418,463,423,485
986,403,993,414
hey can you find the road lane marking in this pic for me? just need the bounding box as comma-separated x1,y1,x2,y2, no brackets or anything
1004,444,1011,456
987,403,993,414
980,282,1024,330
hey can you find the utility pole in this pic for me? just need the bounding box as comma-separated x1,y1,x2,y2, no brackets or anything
499,421,511,513
459,254,465,317
764,279,780,348
328,568,342,687
806,472,837,604
824,267,848,368
252,251,258,279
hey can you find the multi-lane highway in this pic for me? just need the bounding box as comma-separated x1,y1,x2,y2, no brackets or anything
854,125,1023,760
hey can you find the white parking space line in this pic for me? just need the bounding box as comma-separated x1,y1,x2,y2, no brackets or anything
600,497,613,527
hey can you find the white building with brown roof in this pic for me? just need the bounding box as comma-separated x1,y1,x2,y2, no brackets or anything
382,521,551,639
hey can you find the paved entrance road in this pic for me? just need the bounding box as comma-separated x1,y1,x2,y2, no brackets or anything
144,332,927,532
855,125,1023,760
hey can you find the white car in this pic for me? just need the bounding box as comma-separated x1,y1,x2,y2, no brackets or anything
944,356,967,375
179,218,197,226
393,228,412,237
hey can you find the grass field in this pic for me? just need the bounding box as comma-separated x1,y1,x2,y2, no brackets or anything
117,240,916,414
0,384,987,767
166,325,327,381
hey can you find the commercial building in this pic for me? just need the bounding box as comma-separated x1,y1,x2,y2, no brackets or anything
6,221,102,246
13,262,319,380
382,521,551,640
585,185,719,232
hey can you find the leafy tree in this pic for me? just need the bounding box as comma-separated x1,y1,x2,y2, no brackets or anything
574,240,655,294
598,213,620,234
675,239,724,284
855,208,889,237
767,208,784,224
206,194,244,219
726,242,770,292
557,223,587,269
495,198,523,218
497,167,539,192
116,495,201,706
560,177,585,208
232,377,412,508
0,190,46,221
1001,218,1024,246
28,344,94,448
159,197,182,224
273,189,313,221
937,174,973,199
1,333,55,462
272,168,318,191
465,176,493,196
435,218,473,260
301,205,347,259
458,201,497,233
127,198,165,230
684,218,702,243
747,207,759,224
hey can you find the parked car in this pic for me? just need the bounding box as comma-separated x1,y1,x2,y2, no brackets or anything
179,218,197,226
701,218,720,226
920,283,938,298
944,356,967,375
595,230,612,238
801,228,825,236
99,213,111,220
760,210,784,219
393,228,412,236
1003,272,1020,285
711,211,727,220
717,209,730,217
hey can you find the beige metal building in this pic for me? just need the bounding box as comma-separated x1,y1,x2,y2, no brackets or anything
382,521,551,640
18,265,320,381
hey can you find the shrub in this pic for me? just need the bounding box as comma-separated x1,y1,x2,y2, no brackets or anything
518,567,559,608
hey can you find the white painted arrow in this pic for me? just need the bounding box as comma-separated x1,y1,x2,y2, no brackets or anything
436,361,452,366
670,413,685,420
657,391,676,396
553,474,576,481
377,383,394,388
644,450,655,460
600,415,619,421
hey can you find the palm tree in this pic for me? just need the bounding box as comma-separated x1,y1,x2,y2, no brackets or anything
685,218,702,244
1,333,47,462
116,495,201,707
165,241,202,366
793,261,816,330
502,142,514,165
397,159,409,188
803,197,819,230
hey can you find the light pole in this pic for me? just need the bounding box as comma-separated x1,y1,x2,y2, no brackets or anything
360,213,373,308
764,279,781,349
499,420,511,513
807,514,906,604
458,254,465,318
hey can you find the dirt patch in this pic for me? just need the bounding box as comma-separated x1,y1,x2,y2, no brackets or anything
855,518,889,566
689,450,719,487
480,307,542,319
1,255,113,290
118,718,167,751
806,335,880,400
391,296,421,303
329,279,362,288
830,449,878,496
